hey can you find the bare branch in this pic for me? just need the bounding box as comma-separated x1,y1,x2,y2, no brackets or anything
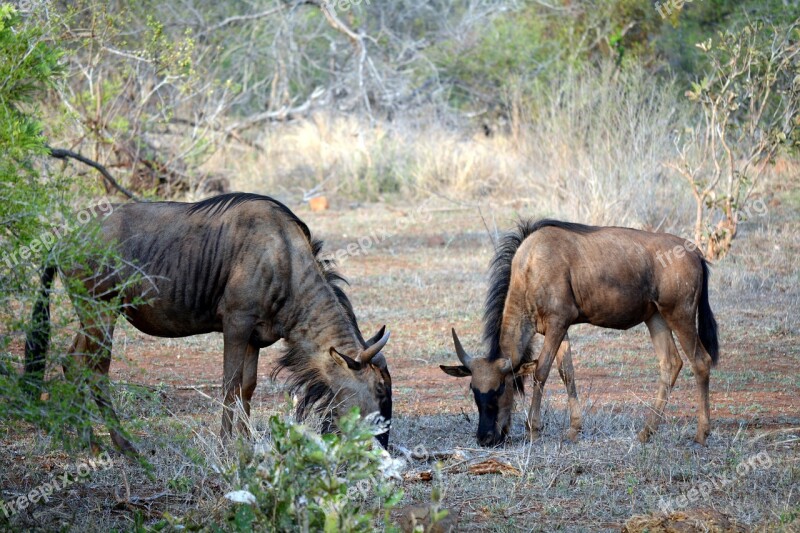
47,145,143,202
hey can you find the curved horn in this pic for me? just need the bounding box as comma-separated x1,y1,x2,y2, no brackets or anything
359,330,390,365
451,328,473,369
364,325,387,347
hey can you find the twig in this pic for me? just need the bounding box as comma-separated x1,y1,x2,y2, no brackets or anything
224,87,325,132
203,7,284,35
46,145,143,202
478,204,498,249
176,383,222,390
114,469,132,503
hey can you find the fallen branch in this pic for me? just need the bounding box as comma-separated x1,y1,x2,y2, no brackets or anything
467,458,522,477
402,470,433,483
390,444,466,462
175,383,222,390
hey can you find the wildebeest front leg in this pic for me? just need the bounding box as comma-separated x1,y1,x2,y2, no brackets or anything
237,342,260,436
526,324,568,440
526,380,545,440
221,320,254,440
555,335,581,442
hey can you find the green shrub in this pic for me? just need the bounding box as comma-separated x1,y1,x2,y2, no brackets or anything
215,409,402,533
0,3,146,454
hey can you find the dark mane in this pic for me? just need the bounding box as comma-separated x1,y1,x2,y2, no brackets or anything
273,241,366,418
483,219,597,361
310,237,364,346
186,192,312,240
275,345,337,420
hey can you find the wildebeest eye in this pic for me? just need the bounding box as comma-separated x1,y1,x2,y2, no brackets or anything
376,383,386,396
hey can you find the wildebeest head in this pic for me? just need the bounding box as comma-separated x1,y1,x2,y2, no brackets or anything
328,326,393,447
439,329,536,446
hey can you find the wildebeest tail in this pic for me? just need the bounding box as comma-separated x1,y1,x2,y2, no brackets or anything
697,258,719,366
24,265,56,392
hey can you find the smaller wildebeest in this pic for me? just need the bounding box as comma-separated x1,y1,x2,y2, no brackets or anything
441,219,719,447
25,193,393,454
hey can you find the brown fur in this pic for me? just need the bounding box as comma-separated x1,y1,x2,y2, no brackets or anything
442,219,719,447
25,193,392,453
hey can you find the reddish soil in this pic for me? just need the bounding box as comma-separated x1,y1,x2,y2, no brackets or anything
11,204,800,433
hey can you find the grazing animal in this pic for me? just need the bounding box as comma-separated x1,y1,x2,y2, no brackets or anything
24,193,393,453
441,219,718,447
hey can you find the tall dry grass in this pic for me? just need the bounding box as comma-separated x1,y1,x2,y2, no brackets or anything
203,63,696,230
516,64,693,228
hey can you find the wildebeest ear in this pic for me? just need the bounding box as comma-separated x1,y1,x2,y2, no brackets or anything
330,348,362,371
516,361,538,376
439,364,471,377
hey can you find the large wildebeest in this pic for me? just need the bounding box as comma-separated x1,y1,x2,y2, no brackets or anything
25,193,393,453
440,219,719,447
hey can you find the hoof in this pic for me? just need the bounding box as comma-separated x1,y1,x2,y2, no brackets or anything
527,429,541,441
565,428,580,443
637,428,653,443
90,441,104,456
111,433,139,458
116,442,139,459
694,433,709,447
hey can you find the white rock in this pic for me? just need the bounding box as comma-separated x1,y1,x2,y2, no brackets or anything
225,490,257,504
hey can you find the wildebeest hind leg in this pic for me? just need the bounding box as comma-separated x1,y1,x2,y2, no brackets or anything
638,313,683,443
89,359,137,456
72,316,136,455
555,334,581,442
667,315,712,445
64,332,98,451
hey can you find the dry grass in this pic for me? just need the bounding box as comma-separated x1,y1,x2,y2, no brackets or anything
1,196,798,531
199,64,692,233
201,113,528,204
4,65,800,527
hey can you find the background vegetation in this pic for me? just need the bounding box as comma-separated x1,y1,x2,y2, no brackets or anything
0,0,798,531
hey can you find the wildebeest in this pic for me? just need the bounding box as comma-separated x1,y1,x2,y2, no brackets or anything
25,193,393,453
441,219,719,447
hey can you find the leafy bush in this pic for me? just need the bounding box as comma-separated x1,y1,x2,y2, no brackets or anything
0,2,145,454
0,0,62,385
216,409,402,533
669,20,800,258
0,3,62,285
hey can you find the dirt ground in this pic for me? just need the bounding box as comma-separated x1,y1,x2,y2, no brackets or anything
1,201,798,531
